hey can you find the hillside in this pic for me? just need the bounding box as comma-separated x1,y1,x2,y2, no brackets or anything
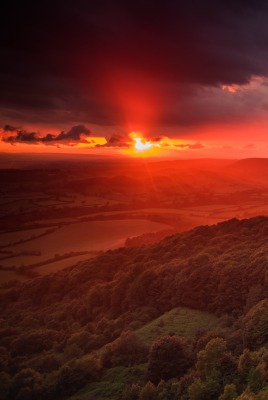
225,158,268,182
1,216,268,399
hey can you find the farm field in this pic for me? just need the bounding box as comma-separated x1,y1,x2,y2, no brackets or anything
1,157,268,286
36,253,97,276
0,227,50,246
2,219,170,258
0,219,170,284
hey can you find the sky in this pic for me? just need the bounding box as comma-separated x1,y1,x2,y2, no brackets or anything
1,0,268,157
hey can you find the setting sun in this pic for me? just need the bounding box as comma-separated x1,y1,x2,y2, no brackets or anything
129,132,153,151
134,137,153,151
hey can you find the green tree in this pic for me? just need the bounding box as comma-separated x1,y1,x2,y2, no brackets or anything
0,372,11,400
238,348,268,393
235,390,257,399
219,384,238,400
122,384,141,400
147,335,192,384
192,338,237,399
56,356,99,397
139,381,157,400
238,349,257,380
156,379,180,400
188,377,220,400
196,338,227,379
9,368,44,400
101,330,149,368
10,329,57,356
243,299,268,349
196,337,237,386
256,389,268,399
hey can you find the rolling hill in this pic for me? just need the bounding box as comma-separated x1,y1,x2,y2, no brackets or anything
1,215,268,399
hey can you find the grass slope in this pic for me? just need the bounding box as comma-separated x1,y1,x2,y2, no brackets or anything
69,365,147,400
69,307,218,400
136,307,219,345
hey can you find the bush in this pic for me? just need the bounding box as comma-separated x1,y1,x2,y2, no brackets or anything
219,384,238,400
147,335,192,384
139,381,157,400
56,356,100,397
11,330,58,356
9,368,44,400
243,299,268,349
101,331,149,368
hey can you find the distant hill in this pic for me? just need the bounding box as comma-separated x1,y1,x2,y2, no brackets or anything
225,158,268,181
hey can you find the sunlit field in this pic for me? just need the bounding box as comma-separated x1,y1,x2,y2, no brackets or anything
136,307,219,345
0,219,169,283
1,157,268,286
2,1,268,398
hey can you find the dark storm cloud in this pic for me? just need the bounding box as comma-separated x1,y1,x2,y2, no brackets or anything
96,133,130,148
3,125,18,132
1,0,268,128
2,125,91,145
3,130,40,144
42,125,90,142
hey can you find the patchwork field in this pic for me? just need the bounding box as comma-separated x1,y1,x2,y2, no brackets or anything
1,158,268,286
0,219,170,284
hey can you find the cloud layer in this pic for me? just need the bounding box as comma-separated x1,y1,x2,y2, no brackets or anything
2,125,91,146
1,1,268,132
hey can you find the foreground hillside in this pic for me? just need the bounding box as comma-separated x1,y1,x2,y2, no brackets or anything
1,216,268,399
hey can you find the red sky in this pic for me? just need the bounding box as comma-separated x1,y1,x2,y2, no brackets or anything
1,1,268,158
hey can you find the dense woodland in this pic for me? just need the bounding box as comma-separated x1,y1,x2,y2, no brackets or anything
1,216,268,399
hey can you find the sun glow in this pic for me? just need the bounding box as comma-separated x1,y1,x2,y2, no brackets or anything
130,133,153,151
121,131,164,157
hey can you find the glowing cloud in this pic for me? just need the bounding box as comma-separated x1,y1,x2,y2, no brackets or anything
129,132,152,151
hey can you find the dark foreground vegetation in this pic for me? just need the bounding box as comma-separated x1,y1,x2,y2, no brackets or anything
1,216,268,399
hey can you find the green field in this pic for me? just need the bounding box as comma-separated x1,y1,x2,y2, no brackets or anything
68,307,218,400
0,219,170,284
3,219,169,261
136,307,219,345
69,365,147,400
36,253,97,275
0,227,49,246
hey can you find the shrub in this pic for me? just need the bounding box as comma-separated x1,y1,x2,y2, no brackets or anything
9,368,44,400
101,331,149,368
219,384,238,400
147,335,192,384
11,330,58,356
56,356,100,397
243,299,268,349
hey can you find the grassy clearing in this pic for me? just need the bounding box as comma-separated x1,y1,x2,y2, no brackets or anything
68,307,218,399
136,307,219,345
69,365,147,400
